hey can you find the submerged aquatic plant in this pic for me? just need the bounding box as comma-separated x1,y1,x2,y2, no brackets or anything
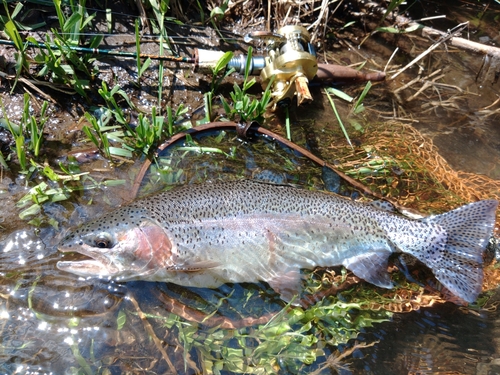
324,87,353,149
64,274,391,375
324,80,373,148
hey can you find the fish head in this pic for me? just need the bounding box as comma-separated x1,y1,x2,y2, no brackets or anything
57,206,174,281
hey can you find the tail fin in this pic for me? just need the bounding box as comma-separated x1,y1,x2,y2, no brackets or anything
423,200,498,303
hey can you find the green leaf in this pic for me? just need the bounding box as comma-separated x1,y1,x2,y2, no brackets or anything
376,24,422,34
324,87,354,102
213,51,233,75
109,146,133,158
341,21,356,29
19,204,41,219
10,2,24,19
116,309,127,330
63,12,82,35
52,0,65,31
102,179,126,187
80,12,97,30
82,126,99,147
325,88,353,149
353,81,372,113
41,164,60,181
210,7,225,18
375,26,400,33
139,57,152,75
243,46,253,82
4,20,24,51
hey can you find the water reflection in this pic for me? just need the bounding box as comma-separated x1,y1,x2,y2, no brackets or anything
346,298,500,375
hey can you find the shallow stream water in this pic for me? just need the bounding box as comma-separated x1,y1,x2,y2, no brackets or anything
1,0,500,374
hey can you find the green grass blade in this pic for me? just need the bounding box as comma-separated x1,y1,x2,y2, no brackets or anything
324,87,354,103
353,81,372,114
4,20,24,51
324,88,353,149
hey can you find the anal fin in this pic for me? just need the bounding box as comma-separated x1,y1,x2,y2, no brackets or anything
342,251,393,289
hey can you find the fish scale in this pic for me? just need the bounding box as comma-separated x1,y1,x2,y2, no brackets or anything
57,179,498,304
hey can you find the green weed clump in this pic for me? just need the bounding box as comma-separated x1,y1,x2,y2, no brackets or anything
1,94,49,173
16,160,125,226
68,283,391,375
83,99,189,162
3,0,101,95
220,47,273,124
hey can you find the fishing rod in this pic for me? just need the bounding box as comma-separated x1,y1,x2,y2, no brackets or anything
38,32,244,47
1,25,385,107
0,38,196,63
0,25,319,105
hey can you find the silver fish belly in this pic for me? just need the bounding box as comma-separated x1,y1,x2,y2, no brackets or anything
57,179,498,303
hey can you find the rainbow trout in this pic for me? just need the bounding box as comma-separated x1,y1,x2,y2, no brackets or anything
57,180,498,303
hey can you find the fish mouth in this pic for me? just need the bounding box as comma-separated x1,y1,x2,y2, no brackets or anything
57,244,120,277
57,258,120,277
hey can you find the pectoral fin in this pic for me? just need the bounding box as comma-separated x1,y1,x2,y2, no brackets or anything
342,251,393,289
267,268,303,304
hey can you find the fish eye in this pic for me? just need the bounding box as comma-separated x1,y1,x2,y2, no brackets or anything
95,233,113,249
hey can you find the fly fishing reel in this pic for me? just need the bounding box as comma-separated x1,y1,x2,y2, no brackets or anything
195,25,318,108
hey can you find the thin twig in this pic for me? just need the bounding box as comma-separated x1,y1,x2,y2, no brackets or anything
127,294,178,375
406,73,445,102
479,96,500,111
309,341,379,374
384,47,399,72
391,23,468,79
